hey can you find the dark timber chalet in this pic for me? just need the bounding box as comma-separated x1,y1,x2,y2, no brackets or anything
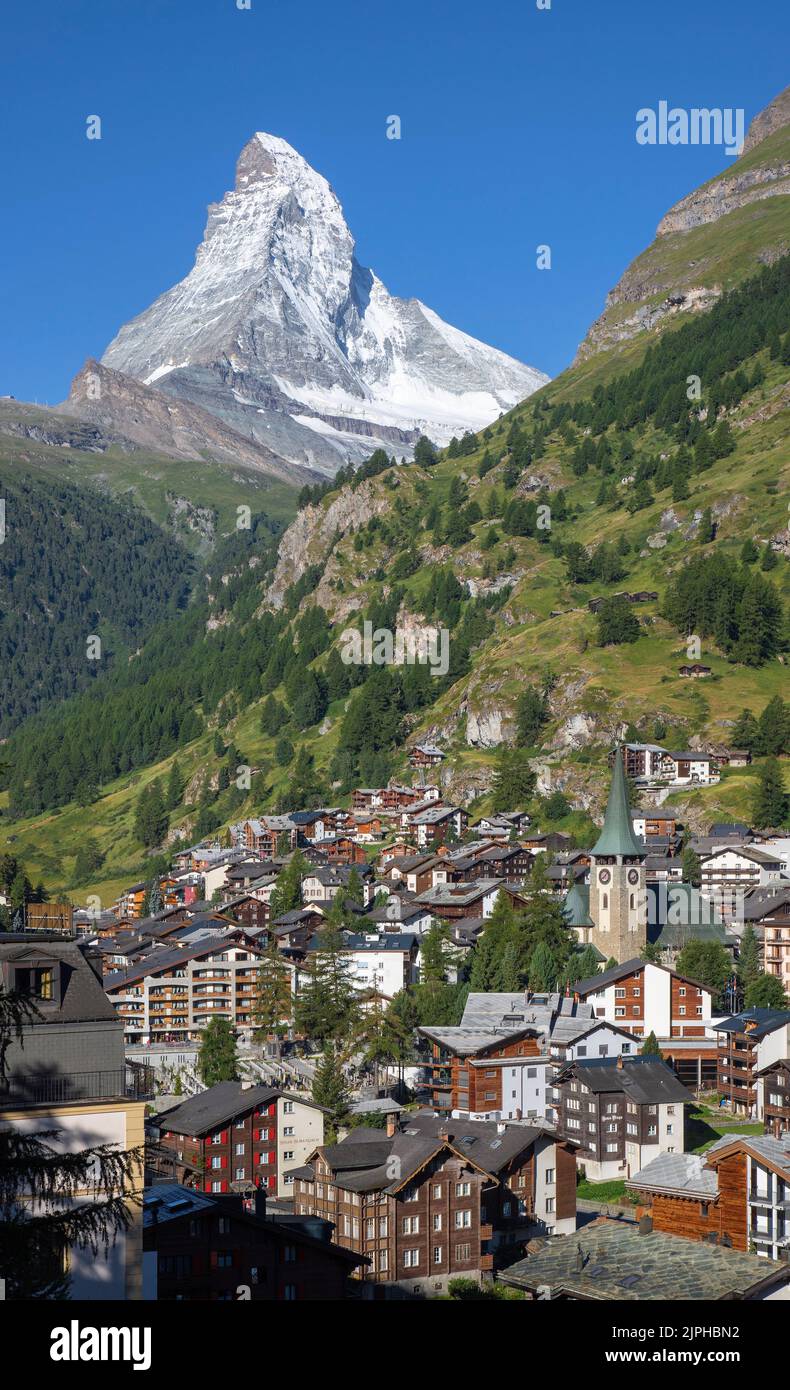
292,1111,577,1295
143,1183,365,1301
758,1058,790,1138
554,1054,692,1182
714,1007,790,1115
628,1132,790,1262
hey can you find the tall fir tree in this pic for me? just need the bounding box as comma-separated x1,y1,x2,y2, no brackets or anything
197,1018,239,1087
311,1044,351,1140
252,939,293,1040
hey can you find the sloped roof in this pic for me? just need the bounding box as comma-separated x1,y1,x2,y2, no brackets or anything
591,748,646,859
498,1219,790,1300
566,1056,691,1104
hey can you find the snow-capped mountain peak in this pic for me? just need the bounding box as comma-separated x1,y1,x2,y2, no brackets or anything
102,133,548,476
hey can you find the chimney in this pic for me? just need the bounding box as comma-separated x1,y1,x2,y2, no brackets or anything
638,1214,653,1236
616,1053,624,1070
386,1111,398,1138
439,1127,452,1143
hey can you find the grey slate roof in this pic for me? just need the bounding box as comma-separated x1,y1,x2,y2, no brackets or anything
713,1007,790,1039
498,1219,790,1301
628,1150,720,1198
305,1113,556,1195
0,937,119,1024
565,1056,692,1104
158,1081,281,1135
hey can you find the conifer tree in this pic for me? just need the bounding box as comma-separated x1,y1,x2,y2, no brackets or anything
311,1044,350,1139
166,759,185,811
737,925,762,993
253,939,293,1040
197,1018,239,1087
295,922,359,1043
269,850,307,919
751,758,788,829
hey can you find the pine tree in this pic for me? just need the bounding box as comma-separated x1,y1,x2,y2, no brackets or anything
134,778,169,848
757,697,790,757
731,709,760,752
528,941,558,991
751,758,788,829
596,596,641,646
295,923,359,1043
568,945,602,984
197,1018,239,1087
420,920,450,989
737,925,762,993
165,759,185,811
311,1044,350,1139
745,974,787,1009
253,939,293,1039
268,850,307,919
675,941,731,1004
641,1031,663,1058
491,747,537,812
681,845,702,888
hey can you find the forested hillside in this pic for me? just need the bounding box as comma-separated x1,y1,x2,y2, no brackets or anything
1,248,788,905
0,467,194,734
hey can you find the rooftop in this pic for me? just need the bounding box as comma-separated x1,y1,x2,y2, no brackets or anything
498,1218,790,1300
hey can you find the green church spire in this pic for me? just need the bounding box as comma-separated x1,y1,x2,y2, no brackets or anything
591,746,646,859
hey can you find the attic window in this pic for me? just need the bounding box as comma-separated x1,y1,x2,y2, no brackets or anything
13,965,56,1002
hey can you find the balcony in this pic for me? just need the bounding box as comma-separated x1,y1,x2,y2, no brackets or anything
0,1063,155,1108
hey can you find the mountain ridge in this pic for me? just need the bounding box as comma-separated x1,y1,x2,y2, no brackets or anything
575,84,790,364
100,132,548,475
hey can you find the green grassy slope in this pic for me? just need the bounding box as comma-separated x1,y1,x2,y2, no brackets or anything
3,110,790,907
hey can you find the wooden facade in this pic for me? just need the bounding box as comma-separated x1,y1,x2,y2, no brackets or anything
421,1031,541,1112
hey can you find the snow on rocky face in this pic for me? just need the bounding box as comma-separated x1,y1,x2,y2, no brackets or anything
102,133,548,476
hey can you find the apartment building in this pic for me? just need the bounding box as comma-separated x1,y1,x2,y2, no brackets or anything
104,934,265,1043
714,1008,790,1116
0,934,149,1299
572,957,714,1040
554,1054,691,1181
292,1111,577,1295
152,1081,325,1199
700,845,787,916
418,990,637,1120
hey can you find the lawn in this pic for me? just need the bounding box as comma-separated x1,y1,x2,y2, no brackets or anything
576,1178,631,1203
686,1102,764,1154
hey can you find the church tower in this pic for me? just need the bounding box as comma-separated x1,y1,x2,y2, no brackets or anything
589,747,647,962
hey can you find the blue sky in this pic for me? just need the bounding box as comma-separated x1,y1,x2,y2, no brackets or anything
1,0,787,403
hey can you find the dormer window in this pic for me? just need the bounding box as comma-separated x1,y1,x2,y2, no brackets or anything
12,964,58,1003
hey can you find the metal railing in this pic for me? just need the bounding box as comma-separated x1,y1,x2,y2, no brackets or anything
0,1064,155,1107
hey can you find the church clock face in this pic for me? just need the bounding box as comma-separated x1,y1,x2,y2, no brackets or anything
628,869,640,885
598,869,611,885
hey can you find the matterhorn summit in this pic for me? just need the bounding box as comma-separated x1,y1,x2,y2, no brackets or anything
101,134,548,475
